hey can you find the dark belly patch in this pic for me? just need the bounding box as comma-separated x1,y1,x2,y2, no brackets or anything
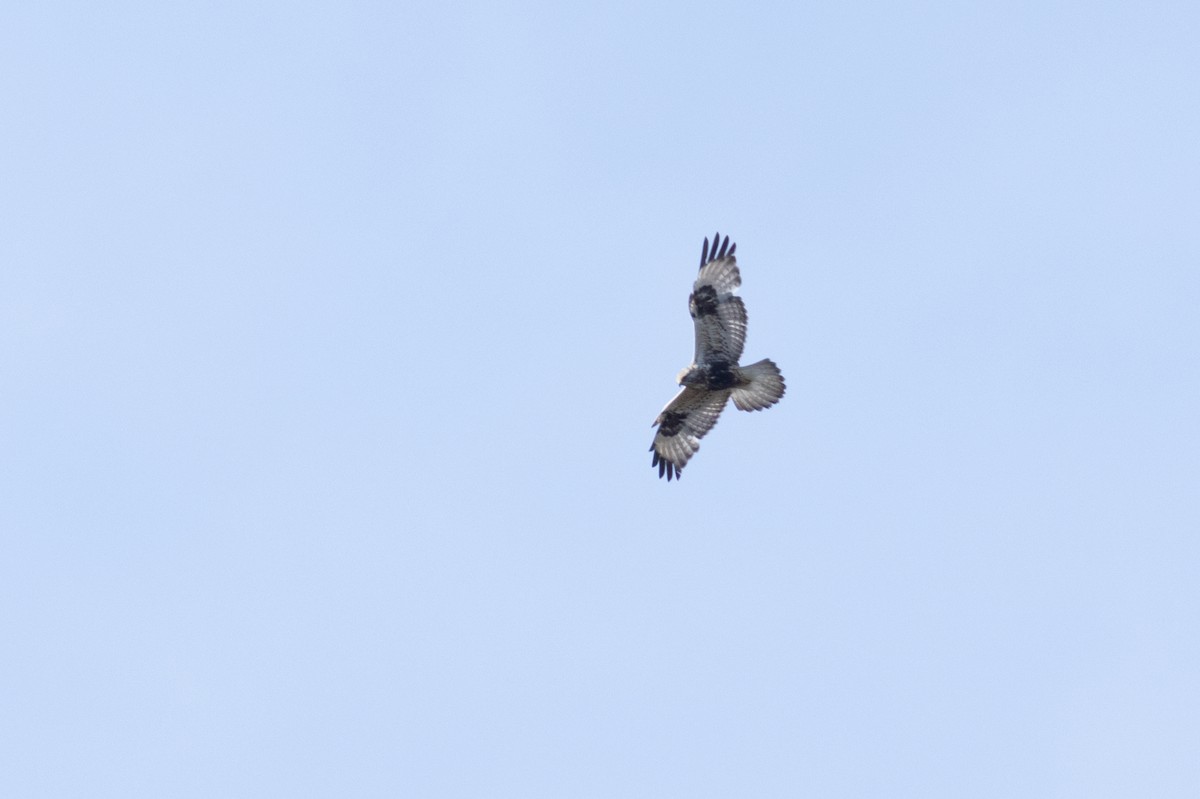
705,360,737,390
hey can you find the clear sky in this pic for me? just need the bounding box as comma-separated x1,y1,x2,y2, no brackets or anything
3,2,1198,797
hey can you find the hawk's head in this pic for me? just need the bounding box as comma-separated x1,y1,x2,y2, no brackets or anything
677,365,705,387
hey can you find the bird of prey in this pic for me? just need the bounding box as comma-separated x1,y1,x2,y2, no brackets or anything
649,233,785,480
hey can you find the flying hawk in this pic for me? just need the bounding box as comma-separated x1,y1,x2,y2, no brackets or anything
650,233,785,480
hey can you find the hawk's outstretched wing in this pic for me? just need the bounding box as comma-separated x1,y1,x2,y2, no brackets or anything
690,233,747,365
649,386,732,481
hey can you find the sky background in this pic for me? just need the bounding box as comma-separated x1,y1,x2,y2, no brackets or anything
3,2,1199,797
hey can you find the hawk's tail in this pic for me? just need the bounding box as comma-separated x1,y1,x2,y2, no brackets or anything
732,359,786,411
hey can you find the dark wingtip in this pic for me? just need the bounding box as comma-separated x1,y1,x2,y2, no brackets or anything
701,232,735,265
651,447,682,481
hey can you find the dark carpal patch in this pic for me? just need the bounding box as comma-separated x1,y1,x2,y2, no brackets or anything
656,410,687,438
690,285,720,318
705,360,737,390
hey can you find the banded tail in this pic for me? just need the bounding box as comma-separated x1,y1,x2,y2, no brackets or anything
731,358,785,411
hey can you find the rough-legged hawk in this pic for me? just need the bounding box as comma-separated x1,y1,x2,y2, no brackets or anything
650,233,785,480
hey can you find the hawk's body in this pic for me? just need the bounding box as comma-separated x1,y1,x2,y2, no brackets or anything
650,234,785,480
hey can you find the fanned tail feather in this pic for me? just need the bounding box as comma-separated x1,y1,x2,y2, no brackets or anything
731,359,785,411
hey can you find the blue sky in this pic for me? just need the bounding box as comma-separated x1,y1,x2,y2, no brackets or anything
3,2,1198,796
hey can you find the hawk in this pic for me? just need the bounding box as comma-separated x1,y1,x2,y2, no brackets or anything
650,233,785,480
